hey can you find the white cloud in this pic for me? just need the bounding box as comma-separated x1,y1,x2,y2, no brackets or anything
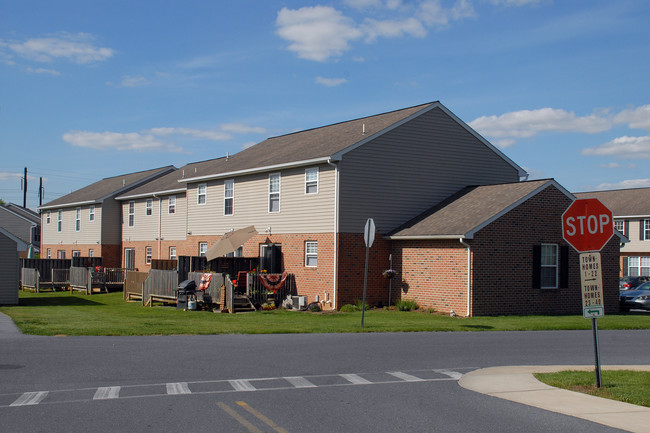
0,172,23,181
145,127,232,141
26,66,60,75
62,131,184,153
108,75,150,88
469,108,612,146
362,17,427,42
582,135,650,159
614,105,650,131
315,76,349,86
220,123,268,134
595,178,650,191
490,0,542,6
2,32,113,64
276,6,363,61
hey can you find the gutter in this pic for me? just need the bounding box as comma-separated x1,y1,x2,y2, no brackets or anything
459,238,471,317
327,159,339,310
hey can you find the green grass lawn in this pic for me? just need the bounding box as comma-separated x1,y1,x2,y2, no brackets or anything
2,290,650,336
535,370,650,407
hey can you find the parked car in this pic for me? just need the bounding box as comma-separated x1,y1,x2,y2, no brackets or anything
619,276,650,290
619,281,650,312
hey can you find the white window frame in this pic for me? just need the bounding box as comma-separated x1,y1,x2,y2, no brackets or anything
128,201,135,227
614,219,624,234
47,248,51,258
145,246,152,264
197,183,207,205
169,246,177,260
57,210,62,232
46,211,51,224
305,168,318,194
146,198,153,216
628,256,650,277
269,173,280,213
644,220,650,240
124,248,135,269
72,250,81,258
89,205,95,222
224,179,234,216
305,241,318,267
199,242,208,257
89,249,94,257
168,195,176,214
57,250,65,259
540,243,558,289
75,207,81,231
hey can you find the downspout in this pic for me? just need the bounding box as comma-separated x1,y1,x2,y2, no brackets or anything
327,159,339,310
155,194,161,259
459,238,471,317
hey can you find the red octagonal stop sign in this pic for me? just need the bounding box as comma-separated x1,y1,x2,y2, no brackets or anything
562,198,614,252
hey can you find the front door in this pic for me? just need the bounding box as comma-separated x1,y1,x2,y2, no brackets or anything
124,248,135,269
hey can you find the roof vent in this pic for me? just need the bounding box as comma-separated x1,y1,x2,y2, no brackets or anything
123,179,125,186
226,152,229,161
362,123,366,135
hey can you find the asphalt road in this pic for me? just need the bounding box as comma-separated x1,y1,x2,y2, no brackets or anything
1,329,648,432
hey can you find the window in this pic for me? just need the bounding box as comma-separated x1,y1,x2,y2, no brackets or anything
145,246,152,264
305,241,318,267
628,256,650,276
124,248,135,269
89,205,95,221
57,250,65,259
57,210,62,232
197,183,207,205
75,207,81,231
644,220,650,241
128,201,135,227
46,211,51,224
89,249,94,257
169,246,177,260
540,244,558,288
72,250,81,257
224,179,234,216
225,247,243,257
305,168,318,194
269,173,280,213
146,199,153,216
168,195,176,214
47,248,51,259
614,219,624,234
199,242,208,257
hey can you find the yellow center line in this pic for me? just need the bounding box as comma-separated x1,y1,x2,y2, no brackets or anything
216,402,263,433
237,401,290,433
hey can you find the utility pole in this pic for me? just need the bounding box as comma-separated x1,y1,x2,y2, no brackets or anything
23,167,27,208
39,177,43,207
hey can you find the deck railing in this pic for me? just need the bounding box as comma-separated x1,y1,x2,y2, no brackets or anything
142,269,179,305
245,272,296,307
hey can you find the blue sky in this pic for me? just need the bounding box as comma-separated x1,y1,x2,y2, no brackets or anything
1,0,649,210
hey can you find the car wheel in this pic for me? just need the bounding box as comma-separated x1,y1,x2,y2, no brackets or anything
620,307,630,313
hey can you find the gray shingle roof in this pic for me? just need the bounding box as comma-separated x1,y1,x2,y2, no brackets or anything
388,179,569,238
0,206,37,245
39,166,175,209
574,188,650,217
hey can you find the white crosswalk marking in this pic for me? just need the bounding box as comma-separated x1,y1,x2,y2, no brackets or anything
388,371,425,382
284,376,317,388
10,391,48,406
229,379,256,391
434,369,463,380
340,374,372,385
166,382,191,395
93,386,120,400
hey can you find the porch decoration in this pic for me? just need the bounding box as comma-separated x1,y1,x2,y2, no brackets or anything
258,271,288,293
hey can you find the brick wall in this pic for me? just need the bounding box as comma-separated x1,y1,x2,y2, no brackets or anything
40,243,121,267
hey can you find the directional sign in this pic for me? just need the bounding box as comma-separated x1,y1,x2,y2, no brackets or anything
562,198,613,252
579,252,605,319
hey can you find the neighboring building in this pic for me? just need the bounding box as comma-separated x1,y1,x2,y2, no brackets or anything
388,180,621,316
0,227,19,305
0,203,40,257
575,187,648,277
39,166,175,267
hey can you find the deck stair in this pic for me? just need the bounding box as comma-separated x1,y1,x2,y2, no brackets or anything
232,294,256,313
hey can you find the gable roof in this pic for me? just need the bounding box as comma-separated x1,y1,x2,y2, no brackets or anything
39,166,176,210
116,158,226,200
0,205,38,245
180,101,526,183
4,203,40,223
574,188,650,217
387,179,572,239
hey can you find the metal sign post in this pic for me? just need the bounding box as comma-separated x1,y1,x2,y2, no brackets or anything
361,218,375,328
579,251,604,388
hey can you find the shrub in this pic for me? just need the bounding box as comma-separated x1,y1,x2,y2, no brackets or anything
354,299,371,311
340,304,358,312
395,299,419,311
307,302,321,312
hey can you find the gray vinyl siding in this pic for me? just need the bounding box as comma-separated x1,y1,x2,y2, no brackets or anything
338,107,520,233
0,232,19,305
187,164,335,235
100,200,122,245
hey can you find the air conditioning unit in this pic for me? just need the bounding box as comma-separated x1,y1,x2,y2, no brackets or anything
292,296,307,310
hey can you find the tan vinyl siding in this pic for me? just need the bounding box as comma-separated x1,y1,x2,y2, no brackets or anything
621,218,650,253
161,194,187,241
41,204,103,245
187,164,335,235
122,198,158,242
338,106,520,233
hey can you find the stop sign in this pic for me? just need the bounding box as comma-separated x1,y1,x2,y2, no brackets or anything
562,198,614,252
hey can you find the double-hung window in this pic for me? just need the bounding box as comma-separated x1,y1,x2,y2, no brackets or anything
168,196,176,214
72,250,81,258
269,173,280,213
305,168,318,194
197,183,207,205
224,179,234,216
145,246,152,264
540,244,558,288
305,241,318,267
628,256,650,276
128,201,135,227
199,242,208,257
89,205,95,221
169,247,177,260
146,199,153,216
75,207,81,231
46,211,51,224
57,210,62,232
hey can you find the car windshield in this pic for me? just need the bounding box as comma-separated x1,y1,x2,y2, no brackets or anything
634,281,650,291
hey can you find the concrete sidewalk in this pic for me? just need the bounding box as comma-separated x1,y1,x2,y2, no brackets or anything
0,312,22,337
459,365,650,433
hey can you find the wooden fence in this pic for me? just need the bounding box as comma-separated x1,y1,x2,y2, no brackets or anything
177,256,257,282
245,272,296,307
69,266,107,295
21,268,40,292
142,269,179,306
124,270,149,301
